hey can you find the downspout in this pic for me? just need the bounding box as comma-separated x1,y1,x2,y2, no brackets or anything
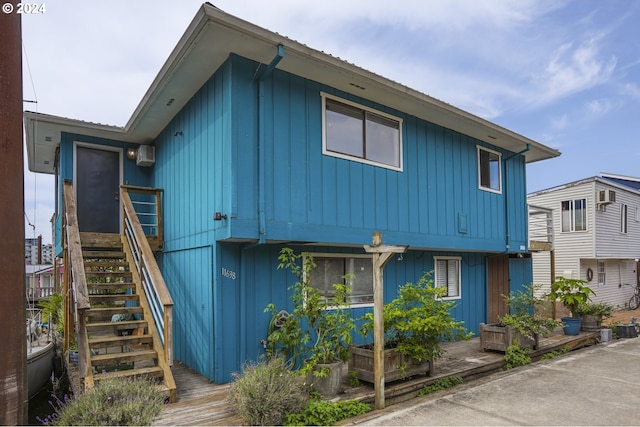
502,144,531,253
255,45,284,245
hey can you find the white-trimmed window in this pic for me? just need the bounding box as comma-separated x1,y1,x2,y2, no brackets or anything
597,261,605,286
621,204,628,233
635,207,640,222
561,199,587,232
434,257,461,299
307,254,373,305
477,146,501,193
322,93,402,171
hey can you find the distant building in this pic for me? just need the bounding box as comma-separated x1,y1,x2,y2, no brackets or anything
25,236,53,265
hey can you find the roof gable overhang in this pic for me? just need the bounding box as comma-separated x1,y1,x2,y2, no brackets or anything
25,3,560,174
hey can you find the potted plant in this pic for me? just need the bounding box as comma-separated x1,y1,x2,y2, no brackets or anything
265,248,355,397
481,284,559,352
574,301,613,331
546,277,595,335
351,272,471,383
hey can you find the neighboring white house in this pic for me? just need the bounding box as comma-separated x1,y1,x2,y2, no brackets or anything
528,173,640,309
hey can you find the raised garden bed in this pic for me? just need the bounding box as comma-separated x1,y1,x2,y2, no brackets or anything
349,344,431,384
479,323,539,352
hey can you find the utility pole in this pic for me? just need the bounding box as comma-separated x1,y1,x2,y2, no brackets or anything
0,4,27,424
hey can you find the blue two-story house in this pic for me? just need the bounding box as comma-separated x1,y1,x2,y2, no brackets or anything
25,3,560,384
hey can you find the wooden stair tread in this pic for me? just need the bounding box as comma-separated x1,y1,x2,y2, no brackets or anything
87,306,142,314
89,294,139,301
93,366,164,381
87,283,136,290
91,349,158,366
82,250,126,259
87,319,148,329
84,260,129,267
89,333,153,346
86,271,132,278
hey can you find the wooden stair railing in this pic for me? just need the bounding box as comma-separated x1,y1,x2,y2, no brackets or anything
62,181,176,402
62,180,93,388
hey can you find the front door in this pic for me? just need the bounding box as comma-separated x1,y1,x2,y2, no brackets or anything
487,254,510,324
76,146,121,233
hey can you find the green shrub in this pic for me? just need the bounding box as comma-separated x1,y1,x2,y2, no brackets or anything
418,376,463,396
227,356,308,426
504,343,531,369
284,397,370,426
49,377,164,426
541,345,570,360
347,370,360,387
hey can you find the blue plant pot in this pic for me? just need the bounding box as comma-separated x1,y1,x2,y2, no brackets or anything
561,317,582,336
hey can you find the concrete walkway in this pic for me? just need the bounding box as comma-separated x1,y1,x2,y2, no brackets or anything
344,336,640,426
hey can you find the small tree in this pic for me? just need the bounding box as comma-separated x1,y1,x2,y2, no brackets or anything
500,284,559,341
359,272,471,363
265,248,355,376
547,277,595,317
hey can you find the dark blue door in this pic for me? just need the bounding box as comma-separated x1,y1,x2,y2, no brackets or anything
76,146,120,233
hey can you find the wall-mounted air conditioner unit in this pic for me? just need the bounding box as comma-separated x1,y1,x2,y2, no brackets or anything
597,189,616,204
136,145,155,167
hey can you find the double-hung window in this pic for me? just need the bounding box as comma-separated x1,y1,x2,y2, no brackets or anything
434,257,461,299
561,199,587,232
307,254,373,305
597,261,606,286
477,146,501,193
322,93,402,171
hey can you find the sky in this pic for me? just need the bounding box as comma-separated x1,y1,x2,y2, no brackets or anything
20,0,640,244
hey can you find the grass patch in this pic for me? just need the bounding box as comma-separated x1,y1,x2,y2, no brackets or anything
418,376,463,396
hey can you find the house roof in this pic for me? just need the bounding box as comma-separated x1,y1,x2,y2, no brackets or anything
600,172,640,191
528,174,640,198
25,2,560,174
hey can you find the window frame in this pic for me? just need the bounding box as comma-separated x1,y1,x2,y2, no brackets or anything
304,253,374,308
561,198,587,232
477,146,502,194
597,261,606,286
434,256,462,300
321,92,403,172
621,203,628,234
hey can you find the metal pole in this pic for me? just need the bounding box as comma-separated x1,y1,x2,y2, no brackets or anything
0,5,27,424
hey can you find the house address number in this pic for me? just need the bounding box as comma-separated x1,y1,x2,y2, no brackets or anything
221,267,236,280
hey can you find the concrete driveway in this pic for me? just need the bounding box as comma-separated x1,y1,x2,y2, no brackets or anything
347,337,640,426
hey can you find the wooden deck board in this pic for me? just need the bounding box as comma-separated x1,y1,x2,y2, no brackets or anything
154,331,601,426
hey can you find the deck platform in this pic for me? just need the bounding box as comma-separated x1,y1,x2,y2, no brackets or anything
153,329,601,425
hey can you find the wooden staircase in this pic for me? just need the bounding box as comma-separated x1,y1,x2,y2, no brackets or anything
80,232,176,401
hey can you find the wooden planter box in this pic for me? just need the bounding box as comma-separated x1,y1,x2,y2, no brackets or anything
479,323,539,352
348,344,431,384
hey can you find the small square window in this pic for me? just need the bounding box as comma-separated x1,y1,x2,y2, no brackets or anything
477,146,501,193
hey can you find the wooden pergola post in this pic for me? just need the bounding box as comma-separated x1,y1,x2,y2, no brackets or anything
364,232,408,410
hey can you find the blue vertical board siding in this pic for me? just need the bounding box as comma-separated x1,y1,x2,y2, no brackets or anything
159,247,213,379
221,55,528,251
509,256,533,294
214,244,488,379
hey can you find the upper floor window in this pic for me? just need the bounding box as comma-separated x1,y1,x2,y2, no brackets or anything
561,199,587,232
477,146,502,193
322,93,402,171
434,256,461,300
621,204,628,234
307,254,373,306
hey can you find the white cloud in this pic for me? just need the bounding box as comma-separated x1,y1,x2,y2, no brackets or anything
531,36,617,107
